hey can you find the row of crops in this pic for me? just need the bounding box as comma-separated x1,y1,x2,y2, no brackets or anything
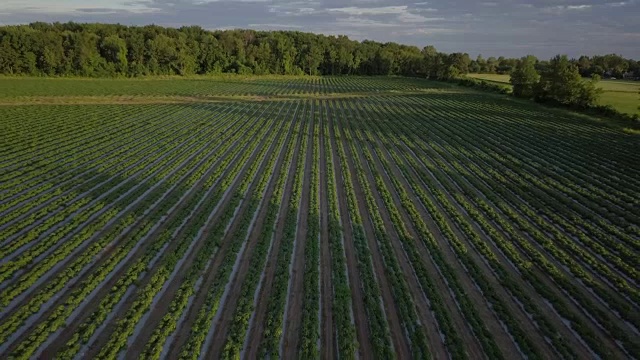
0,77,638,359
0,76,436,99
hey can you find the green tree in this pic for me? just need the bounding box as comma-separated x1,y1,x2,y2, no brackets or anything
576,74,603,108
0,21,636,83
510,55,540,98
0,38,19,74
100,35,128,74
535,55,601,107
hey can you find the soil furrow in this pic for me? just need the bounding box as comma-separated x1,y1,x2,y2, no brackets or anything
327,106,372,359
319,109,336,360
334,107,410,358
200,106,294,357
82,105,279,359
281,110,313,358
241,106,304,360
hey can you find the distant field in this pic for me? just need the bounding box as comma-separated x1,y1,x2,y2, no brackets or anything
598,80,640,115
1,77,638,359
466,73,512,87
467,73,639,115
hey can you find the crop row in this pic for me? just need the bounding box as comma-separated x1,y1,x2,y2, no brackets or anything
219,102,300,359
52,102,274,359
139,105,290,360
0,108,227,294
93,102,283,359
321,105,357,358
257,102,308,359
328,101,394,358
1,102,274,357
337,108,431,357
299,103,321,358
364,95,637,357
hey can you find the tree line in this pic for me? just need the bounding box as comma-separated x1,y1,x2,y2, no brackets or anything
0,22,463,77
510,55,603,108
470,54,639,79
3,22,637,81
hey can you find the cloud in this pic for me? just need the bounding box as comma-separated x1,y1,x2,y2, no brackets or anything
397,12,443,22
606,0,635,6
567,4,591,9
247,23,303,29
334,16,401,28
327,6,409,16
2,0,160,14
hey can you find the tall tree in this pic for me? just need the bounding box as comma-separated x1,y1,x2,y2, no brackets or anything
535,55,601,107
100,34,128,74
510,55,539,98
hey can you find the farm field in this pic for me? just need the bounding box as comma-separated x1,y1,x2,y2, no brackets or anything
0,76,639,359
467,73,640,115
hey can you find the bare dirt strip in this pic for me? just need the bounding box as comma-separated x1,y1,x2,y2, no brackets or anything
241,110,304,360
81,108,280,359
318,112,336,360
334,116,410,358
38,104,268,357
281,113,313,359
0,89,461,106
4,108,251,355
327,112,372,358
202,110,295,357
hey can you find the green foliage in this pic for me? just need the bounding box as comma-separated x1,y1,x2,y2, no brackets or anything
510,55,539,98
0,22,467,78
534,55,602,107
100,35,128,73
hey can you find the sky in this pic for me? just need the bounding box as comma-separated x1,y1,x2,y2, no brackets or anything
0,0,638,59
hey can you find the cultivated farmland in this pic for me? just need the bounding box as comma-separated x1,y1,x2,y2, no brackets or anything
0,76,638,359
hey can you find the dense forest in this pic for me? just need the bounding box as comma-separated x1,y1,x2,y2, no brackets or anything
1,22,639,80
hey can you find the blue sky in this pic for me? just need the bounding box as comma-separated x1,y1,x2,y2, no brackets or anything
1,0,638,58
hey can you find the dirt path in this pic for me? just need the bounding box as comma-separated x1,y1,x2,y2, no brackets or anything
318,112,335,360
327,112,371,358
335,115,410,358
281,113,313,358
242,110,304,359
0,89,458,106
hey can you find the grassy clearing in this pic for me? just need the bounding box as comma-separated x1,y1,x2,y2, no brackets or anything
467,73,639,115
